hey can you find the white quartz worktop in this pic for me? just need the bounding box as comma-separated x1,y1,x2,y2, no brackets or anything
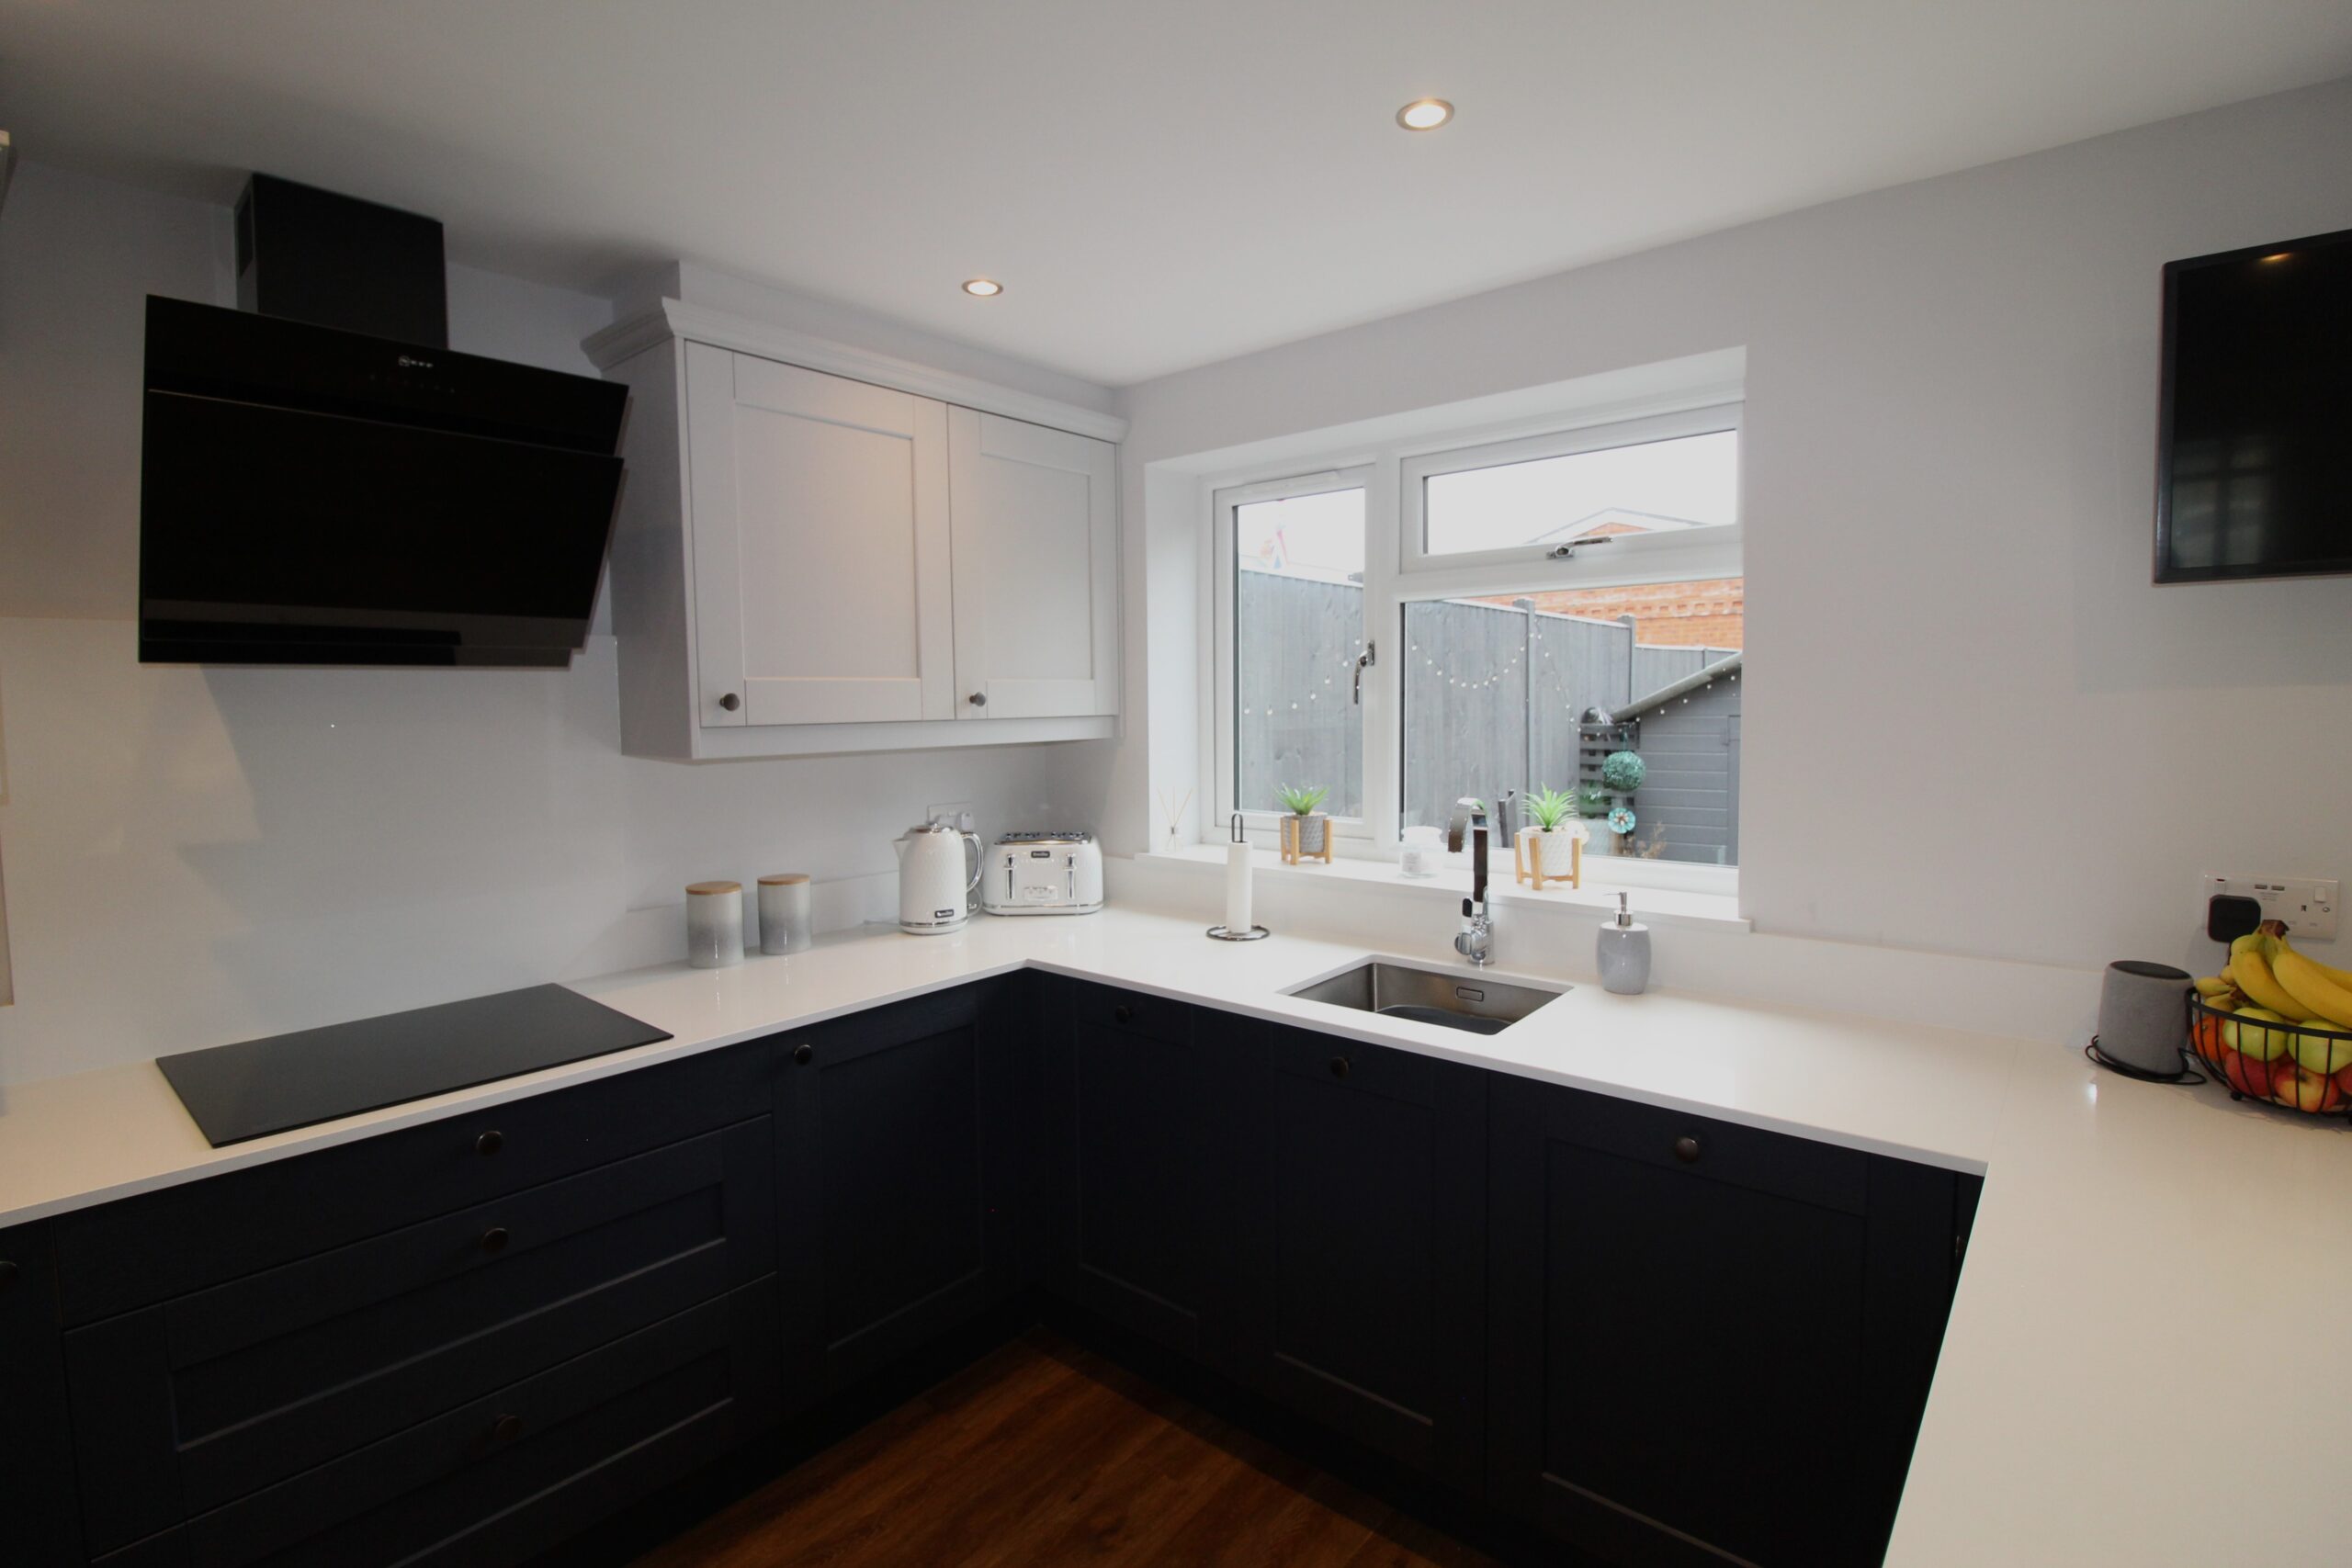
0,907,2345,1565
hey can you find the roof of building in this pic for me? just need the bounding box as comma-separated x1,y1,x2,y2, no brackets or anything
1527,506,1714,544
1615,651,1742,721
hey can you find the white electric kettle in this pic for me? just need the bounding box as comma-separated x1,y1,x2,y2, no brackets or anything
893,819,981,934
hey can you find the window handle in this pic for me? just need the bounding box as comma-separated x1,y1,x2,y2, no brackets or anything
1351,642,1376,705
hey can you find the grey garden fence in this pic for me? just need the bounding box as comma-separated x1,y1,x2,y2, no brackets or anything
1237,571,1741,863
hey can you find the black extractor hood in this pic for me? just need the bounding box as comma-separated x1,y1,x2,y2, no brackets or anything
140,175,628,667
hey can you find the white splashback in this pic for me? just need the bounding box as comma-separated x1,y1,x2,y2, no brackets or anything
0,617,1109,1086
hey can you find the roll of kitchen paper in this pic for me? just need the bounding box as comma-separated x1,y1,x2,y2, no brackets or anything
1225,839,1254,933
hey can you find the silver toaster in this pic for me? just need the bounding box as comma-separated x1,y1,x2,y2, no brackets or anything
980,831,1103,916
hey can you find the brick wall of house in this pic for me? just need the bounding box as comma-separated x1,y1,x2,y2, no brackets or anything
1474,577,1745,648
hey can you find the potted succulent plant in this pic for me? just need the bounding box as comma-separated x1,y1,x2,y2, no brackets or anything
1517,785,1588,887
1276,783,1333,864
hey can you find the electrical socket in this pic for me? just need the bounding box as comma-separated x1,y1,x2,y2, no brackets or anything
2206,875,2338,942
926,800,974,829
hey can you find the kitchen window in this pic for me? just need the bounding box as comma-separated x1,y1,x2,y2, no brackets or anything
1215,468,1371,831
1211,395,1743,870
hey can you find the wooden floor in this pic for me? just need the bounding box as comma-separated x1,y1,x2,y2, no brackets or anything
633,1329,1501,1568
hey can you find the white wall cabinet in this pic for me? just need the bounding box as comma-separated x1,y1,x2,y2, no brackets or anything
591,301,1123,761
947,408,1119,721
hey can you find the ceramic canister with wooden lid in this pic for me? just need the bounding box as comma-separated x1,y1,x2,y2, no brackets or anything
685,881,744,968
758,873,812,955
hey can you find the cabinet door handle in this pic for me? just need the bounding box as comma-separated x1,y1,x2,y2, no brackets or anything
718,692,741,712
1112,1004,1133,1024
793,1043,814,1066
1673,1135,1702,1164
475,1129,503,1157
480,1225,511,1256
1329,1055,1351,1080
967,691,988,707
491,1413,525,1445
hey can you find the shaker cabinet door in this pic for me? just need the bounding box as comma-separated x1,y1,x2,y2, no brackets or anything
946,408,1117,719
1038,982,1244,1371
685,344,955,728
774,984,1022,1401
1235,1023,1488,1493
1487,1076,1960,1568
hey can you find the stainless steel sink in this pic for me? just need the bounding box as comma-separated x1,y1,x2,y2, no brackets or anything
1283,960,1566,1035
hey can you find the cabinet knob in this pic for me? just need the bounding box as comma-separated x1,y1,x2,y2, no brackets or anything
718,692,741,712
1673,1135,1702,1164
793,1043,814,1066
491,1413,525,1445
0,1259,17,1294
476,1129,503,1157
1329,1055,1351,1080
481,1225,511,1256
1113,1004,1133,1024
967,691,988,707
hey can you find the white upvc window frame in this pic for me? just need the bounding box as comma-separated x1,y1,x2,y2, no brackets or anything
1399,401,1744,580
1207,389,1744,860
1212,464,1380,846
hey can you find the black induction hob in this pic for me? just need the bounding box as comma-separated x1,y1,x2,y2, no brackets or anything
156,984,674,1147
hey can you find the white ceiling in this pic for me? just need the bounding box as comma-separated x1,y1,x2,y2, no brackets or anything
3,1,2348,385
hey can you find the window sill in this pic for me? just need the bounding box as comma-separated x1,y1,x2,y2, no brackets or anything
1140,844,1747,934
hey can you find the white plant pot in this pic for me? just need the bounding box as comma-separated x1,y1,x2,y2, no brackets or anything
1528,826,1584,877
1291,814,1328,853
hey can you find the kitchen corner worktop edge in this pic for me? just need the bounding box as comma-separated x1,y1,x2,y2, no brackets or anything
0,908,2020,1230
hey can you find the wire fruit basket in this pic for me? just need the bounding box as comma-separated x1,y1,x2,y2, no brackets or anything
2187,994,2352,1116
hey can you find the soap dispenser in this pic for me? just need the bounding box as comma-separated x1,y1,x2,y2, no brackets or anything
1597,893,1650,995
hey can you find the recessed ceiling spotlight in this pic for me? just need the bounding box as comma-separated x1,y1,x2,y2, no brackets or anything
1396,98,1453,131
961,277,1003,297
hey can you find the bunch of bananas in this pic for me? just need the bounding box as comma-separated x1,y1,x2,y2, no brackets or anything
2192,921,2352,1111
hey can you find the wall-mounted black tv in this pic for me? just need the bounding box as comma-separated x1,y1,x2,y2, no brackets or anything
2154,226,2352,583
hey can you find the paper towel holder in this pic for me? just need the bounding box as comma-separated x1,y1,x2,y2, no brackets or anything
1208,812,1271,942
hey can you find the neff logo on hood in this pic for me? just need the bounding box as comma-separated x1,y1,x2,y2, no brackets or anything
397,354,435,370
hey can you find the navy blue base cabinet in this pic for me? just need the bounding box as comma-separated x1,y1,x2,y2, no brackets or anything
2,1223,85,1564
49,1040,783,1568
1487,1074,1969,1568
24,975,1974,1568
774,980,1026,1402
1233,1020,1488,1495
1037,979,1250,1374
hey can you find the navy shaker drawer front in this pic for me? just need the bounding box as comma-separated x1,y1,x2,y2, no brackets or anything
177,1279,780,1568
66,1118,774,1557
55,1042,772,1325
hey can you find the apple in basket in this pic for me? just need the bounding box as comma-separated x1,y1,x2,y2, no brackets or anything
2270,1060,2345,1113
2222,1009,2295,1061
2289,1023,2352,1077
2216,1046,2281,1100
